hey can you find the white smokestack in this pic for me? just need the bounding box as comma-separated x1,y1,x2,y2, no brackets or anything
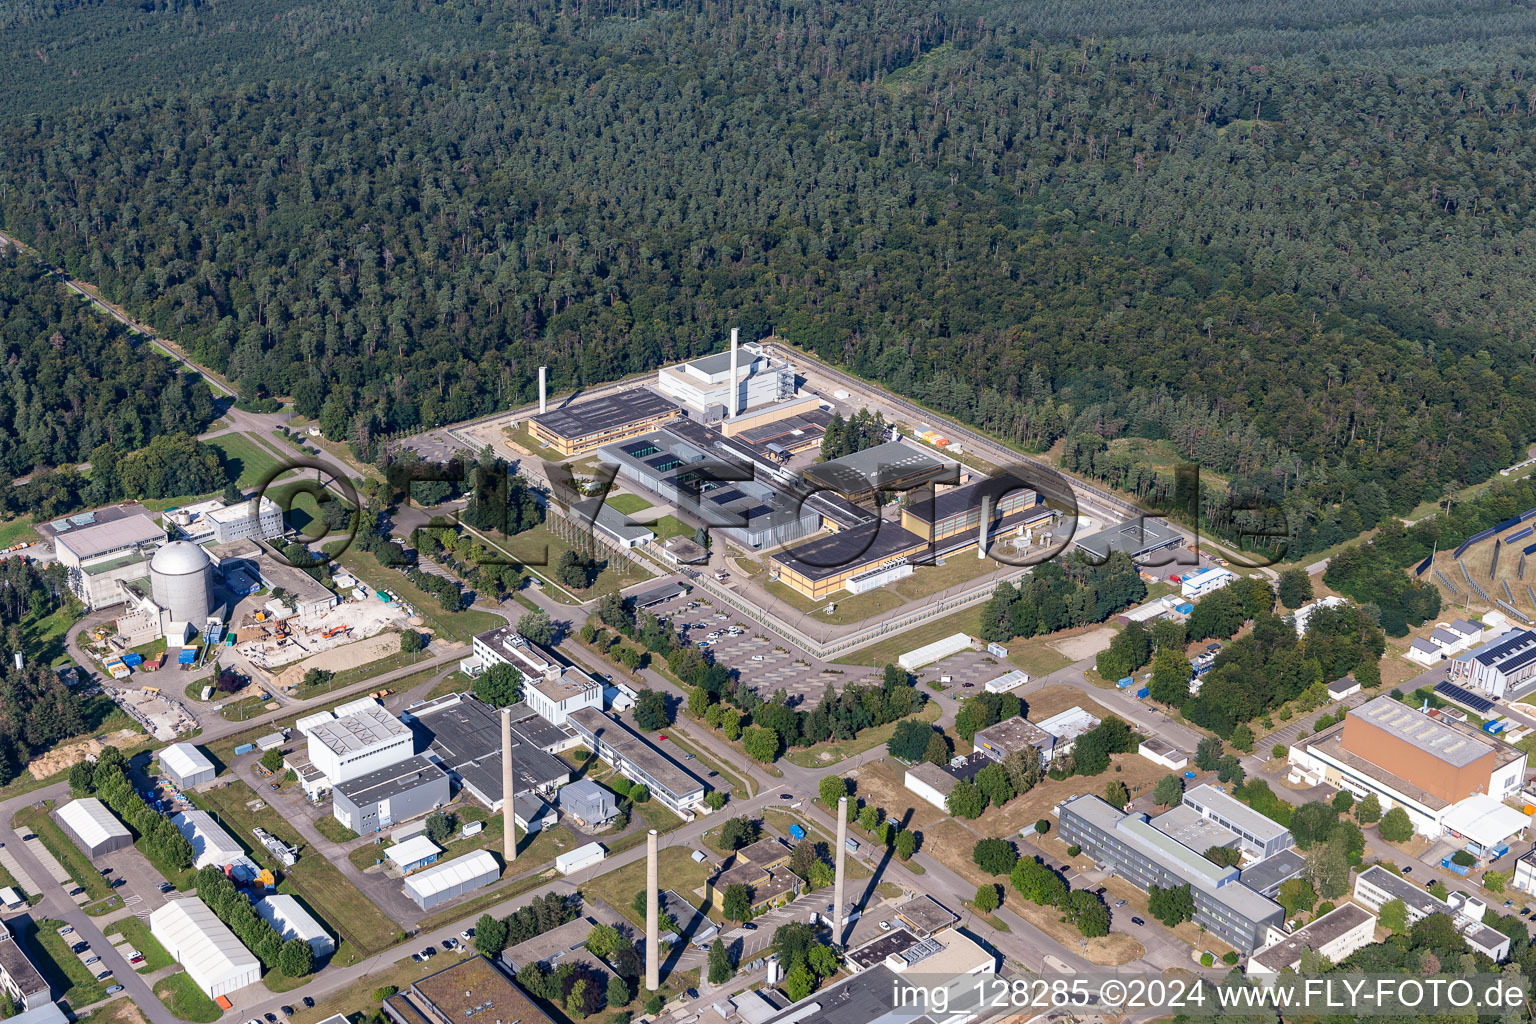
646,829,660,991
834,796,848,945
729,328,739,418
501,708,517,864
538,366,547,415
978,494,991,560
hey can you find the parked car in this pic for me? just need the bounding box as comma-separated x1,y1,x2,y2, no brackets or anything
110,878,126,888
1115,900,1127,907
742,923,757,931
158,882,175,893
266,1013,279,1022
282,1008,295,1018
879,921,891,931
303,998,314,1009
1402,866,1413,874
1131,917,1145,926
105,986,123,995
71,942,89,954
94,970,113,981
245,1017,263,1024
83,956,101,966
422,946,437,957
68,886,83,896
57,926,73,937
442,938,458,950
685,989,699,1000
459,929,474,941
1506,900,1515,907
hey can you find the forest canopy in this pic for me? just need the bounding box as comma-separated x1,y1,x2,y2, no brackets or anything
2,0,1535,554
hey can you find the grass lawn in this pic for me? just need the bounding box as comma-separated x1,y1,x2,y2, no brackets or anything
650,515,694,541
72,998,147,1024
192,782,399,957
583,846,716,926
12,803,112,899
468,521,652,602
206,433,286,489
264,970,314,994
833,606,983,667
313,816,359,844
154,970,222,1023
0,515,38,548
30,918,108,1007
425,670,476,702
21,605,78,667
784,702,942,768
105,916,174,973
605,494,654,515
1004,636,1074,678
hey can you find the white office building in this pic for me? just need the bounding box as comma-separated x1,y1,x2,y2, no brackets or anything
1353,866,1510,960
166,497,284,545
1247,904,1377,984
1181,784,1293,860
51,511,165,610
307,706,414,785
1180,566,1236,599
655,343,794,418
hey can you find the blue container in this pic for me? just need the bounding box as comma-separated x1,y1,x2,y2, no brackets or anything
234,743,256,756
1117,676,1135,689
121,653,144,667
1135,686,1150,699
1175,602,1194,614
789,824,807,841
1440,857,1471,876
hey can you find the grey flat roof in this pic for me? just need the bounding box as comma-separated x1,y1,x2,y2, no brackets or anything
1348,696,1494,768
757,963,906,1024
1252,903,1374,972
770,520,928,583
1358,865,1448,918
847,927,924,968
1072,515,1183,559
532,388,678,440
632,581,691,608
39,502,151,543
903,474,1041,526
54,513,164,561
896,894,959,935
1150,804,1240,850
310,706,411,755
567,708,705,801
410,696,572,798
972,717,1052,752
336,754,448,806
803,441,952,492
1183,784,1291,843
1240,848,1308,895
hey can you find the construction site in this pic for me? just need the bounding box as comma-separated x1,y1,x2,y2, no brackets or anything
228,586,417,677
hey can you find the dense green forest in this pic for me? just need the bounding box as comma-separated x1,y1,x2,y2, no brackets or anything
4,0,1536,554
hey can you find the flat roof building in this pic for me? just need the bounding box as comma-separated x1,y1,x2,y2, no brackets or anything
557,779,619,827
1057,793,1283,952
1181,784,1294,860
50,508,164,610
1354,866,1510,960
150,897,261,998
899,474,1053,545
53,798,132,858
307,706,415,786
904,761,960,811
0,922,48,1010
1072,515,1184,563
256,894,335,959
333,755,451,835
403,849,500,911
160,742,217,790
566,707,707,815
408,955,555,1024
655,343,794,418
1149,804,1241,852
972,717,1054,765
1037,707,1100,757
408,694,573,810
530,388,681,457
1248,904,1376,983
1239,848,1309,897
802,441,955,507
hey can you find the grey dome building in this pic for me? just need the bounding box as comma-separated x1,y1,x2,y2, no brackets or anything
150,541,213,625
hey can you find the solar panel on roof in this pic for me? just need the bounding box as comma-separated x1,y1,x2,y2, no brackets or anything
69,511,97,525
1435,681,1495,715
710,489,744,504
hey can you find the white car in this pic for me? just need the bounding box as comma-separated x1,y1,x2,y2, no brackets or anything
459,929,474,942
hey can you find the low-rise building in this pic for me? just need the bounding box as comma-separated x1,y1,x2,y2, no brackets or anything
556,779,619,827
403,955,555,1024
1449,628,1536,699
307,706,415,786
53,798,132,858
332,755,451,834
530,387,681,457
1247,904,1377,983
160,742,217,789
1037,707,1100,758
150,897,261,998
1138,737,1188,770
971,717,1054,765
50,507,164,610
566,708,707,815
1353,866,1510,960
904,762,959,811
0,921,48,1010
1181,784,1293,860
1239,849,1309,898
385,835,443,874
408,694,574,810
403,850,500,910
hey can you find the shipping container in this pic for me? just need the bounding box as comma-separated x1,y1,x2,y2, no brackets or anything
234,743,256,756
1440,857,1471,876
1117,676,1135,689
1135,686,1150,699
121,653,144,667
788,824,807,841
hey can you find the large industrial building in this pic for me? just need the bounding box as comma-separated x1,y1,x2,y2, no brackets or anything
654,341,795,419
408,694,574,811
1056,793,1284,952
165,496,284,545
1072,515,1184,563
307,706,415,786
898,475,1053,545
392,955,555,1024
1288,696,1528,840
171,809,250,873
332,755,451,834
566,708,707,815
159,742,217,790
529,388,681,457
802,441,955,507
53,798,132,858
403,849,500,910
150,897,262,998
49,506,166,610
1449,628,1536,699
255,895,335,959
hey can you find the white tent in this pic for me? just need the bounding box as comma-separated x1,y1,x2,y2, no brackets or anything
1442,794,1531,851
160,742,216,788
170,809,244,868
55,798,131,857
256,894,334,957
150,898,260,998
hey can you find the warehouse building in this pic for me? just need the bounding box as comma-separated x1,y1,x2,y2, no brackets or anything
899,475,1053,545
408,694,574,810
1181,784,1293,860
171,810,248,871
1449,629,1536,699
530,388,681,457
1247,904,1377,984
1354,866,1510,960
253,554,340,625
307,706,415,786
566,708,707,815
0,922,48,1010
725,402,831,454
160,742,217,790
1037,707,1100,759
53,798,132,858
256,895,335,959
403,849,500,910
150,897,262,998
655,343,795,419
332,755,451,834
1288,696,1527,838
1057,794,1284,952
1072,515,1184,563
802,441,955,507
50,507,165,610
770,520,931,600
385,835,442,874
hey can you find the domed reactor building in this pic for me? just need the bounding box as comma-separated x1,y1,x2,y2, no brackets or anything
112,539,216,646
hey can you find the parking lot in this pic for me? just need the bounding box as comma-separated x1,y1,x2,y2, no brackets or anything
636,586,880,702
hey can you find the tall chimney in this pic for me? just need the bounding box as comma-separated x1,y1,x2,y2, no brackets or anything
538,366,547,415
977,494,991,561
501,708,517,865
729,328,739,418
834,796,848,946
646,829,660,991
